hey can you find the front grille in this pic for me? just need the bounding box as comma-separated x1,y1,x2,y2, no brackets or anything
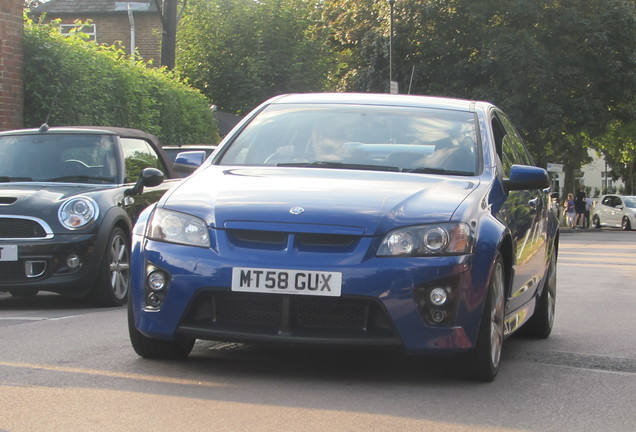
0,260,50,282
0,217,48,239
215,294,281,326
180,291,398,343
226,229,360,252
297,233,357,247
0,262,24,281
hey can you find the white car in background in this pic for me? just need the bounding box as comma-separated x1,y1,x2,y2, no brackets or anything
592,195,636,230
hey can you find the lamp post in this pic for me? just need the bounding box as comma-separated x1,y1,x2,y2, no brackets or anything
388,0,395,93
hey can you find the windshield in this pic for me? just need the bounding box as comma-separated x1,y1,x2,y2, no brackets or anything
218,103,479,175
623,197,636,208
0,133,118,184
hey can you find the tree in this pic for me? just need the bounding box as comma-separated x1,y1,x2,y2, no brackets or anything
23,17,219,145
592,120,636,194
320,0,636,194
176,0,332,114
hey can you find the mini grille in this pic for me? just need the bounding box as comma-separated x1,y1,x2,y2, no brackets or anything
0,218,47,238
0,262,25,281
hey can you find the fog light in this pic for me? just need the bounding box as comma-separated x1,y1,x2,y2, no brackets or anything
431,309,446,323
66,254,81,269
429,287,448,306
147,271,166,291
146,292,163,308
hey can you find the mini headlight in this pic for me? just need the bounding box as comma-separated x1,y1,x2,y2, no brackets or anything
58,197,98,229
147,208,210,248
378,223,473,257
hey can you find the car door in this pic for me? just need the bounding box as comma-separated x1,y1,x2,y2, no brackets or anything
611,196,625,227
492,111,549,316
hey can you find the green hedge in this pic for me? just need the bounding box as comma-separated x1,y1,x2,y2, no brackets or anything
23,17,219,146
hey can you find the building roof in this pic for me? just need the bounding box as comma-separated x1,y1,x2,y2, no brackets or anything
32,0,159,14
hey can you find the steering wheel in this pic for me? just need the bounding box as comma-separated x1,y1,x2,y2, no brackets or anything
62,159,89,174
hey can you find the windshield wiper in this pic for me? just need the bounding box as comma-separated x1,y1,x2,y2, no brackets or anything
0,176,33,182
43,175,115,183
277,161,400,172
405,167,475,176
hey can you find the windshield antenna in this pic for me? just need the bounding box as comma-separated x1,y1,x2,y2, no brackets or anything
40,88,61,132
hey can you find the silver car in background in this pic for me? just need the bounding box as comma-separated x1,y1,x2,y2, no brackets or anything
592,194,636,230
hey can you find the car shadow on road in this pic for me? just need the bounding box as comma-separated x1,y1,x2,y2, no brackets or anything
171,340,507,385
0,291,97,310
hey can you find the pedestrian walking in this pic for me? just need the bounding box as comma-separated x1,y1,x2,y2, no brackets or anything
585,195,593,228
563,193,576,228
574,188,586,228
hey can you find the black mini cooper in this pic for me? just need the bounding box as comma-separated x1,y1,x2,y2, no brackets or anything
0,125,194,306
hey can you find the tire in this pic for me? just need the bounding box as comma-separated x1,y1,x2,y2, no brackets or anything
622,217,632,231
90,227,130,307
592,214,601,229
463,253,505,382
127,300,195,359
519,247,557,338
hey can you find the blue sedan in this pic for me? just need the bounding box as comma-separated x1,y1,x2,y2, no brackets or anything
128,93,559,381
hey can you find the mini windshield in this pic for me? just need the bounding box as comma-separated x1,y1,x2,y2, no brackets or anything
0,134,118,184
218,103,479,175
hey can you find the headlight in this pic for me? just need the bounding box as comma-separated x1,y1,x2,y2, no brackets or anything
377,223,473,257
58,197,98,229
146,208,210,248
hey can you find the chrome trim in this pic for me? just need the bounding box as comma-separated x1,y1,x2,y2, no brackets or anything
25,260,47,278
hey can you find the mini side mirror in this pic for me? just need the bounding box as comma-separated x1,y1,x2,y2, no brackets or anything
125,167,164,196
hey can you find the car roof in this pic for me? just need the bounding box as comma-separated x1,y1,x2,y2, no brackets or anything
266,93,491,112
0,125,160,146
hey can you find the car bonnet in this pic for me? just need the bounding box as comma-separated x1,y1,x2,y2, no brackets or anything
160,166,480,236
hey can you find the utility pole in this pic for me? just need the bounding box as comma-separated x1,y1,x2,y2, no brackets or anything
159,0,177,69
388,0,398,94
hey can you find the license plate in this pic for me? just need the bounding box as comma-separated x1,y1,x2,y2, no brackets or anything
232,267,342,296
0,245,18,261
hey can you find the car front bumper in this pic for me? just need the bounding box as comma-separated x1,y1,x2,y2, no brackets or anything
131,238,495,354
0,233,103,294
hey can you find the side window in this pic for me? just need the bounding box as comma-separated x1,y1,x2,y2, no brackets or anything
120,138,165,183
497,112,534,165
493,112,534,177
491,116,515,174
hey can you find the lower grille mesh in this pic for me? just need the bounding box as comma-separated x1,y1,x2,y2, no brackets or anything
181,291,397,341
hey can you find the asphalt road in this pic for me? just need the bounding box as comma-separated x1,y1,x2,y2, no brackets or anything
0,229,634,432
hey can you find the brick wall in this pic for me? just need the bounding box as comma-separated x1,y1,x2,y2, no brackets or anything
0,0,24,131
54,13,162,65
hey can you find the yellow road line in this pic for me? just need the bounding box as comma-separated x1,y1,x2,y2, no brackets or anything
0,361,229,387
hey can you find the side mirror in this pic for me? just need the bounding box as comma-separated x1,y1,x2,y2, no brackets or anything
125,167,164,196
503,165,550,192
173,151,206,176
